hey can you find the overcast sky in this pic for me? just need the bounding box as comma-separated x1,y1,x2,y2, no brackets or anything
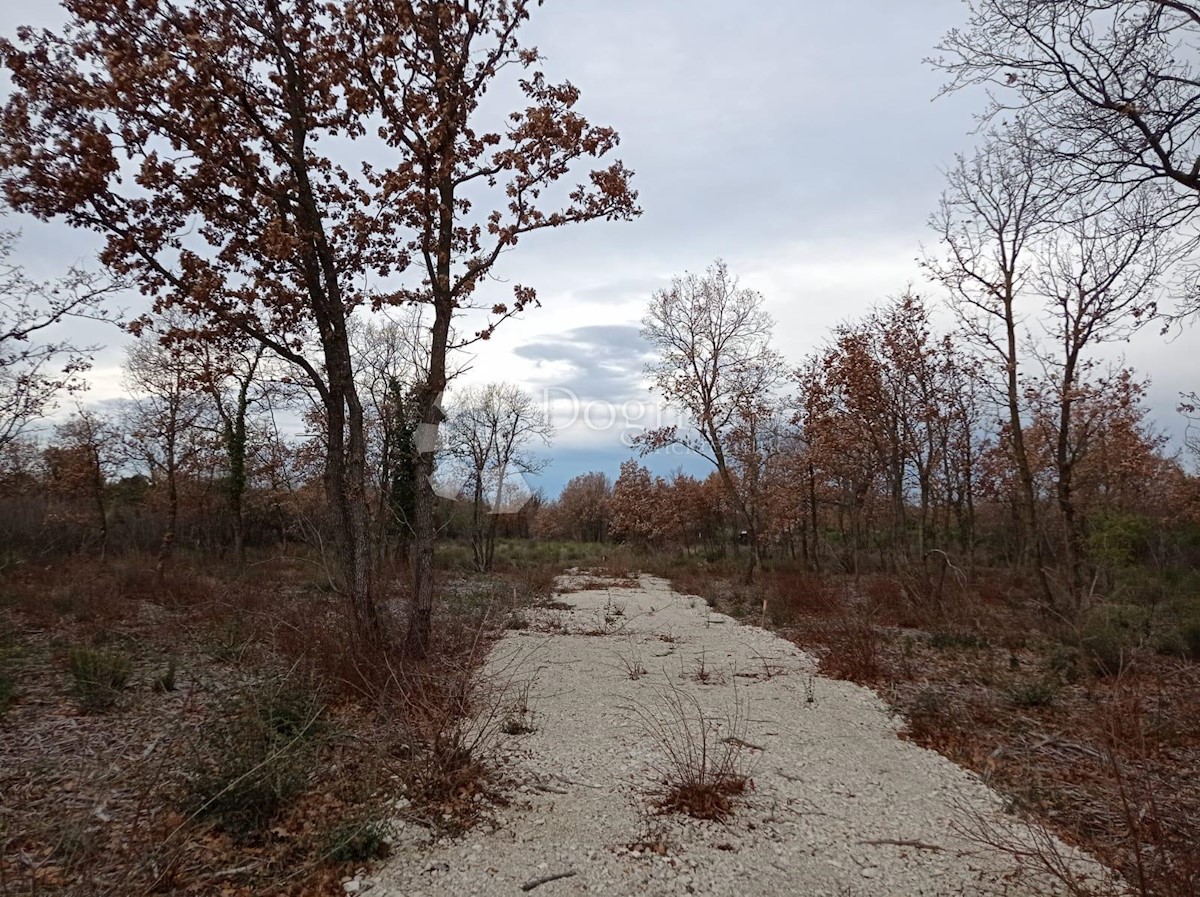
3,1,1198,495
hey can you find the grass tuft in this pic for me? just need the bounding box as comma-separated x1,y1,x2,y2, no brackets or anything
67,645,133,711
629,681,752,822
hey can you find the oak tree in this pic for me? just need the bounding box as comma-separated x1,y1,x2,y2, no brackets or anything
0,0,638,651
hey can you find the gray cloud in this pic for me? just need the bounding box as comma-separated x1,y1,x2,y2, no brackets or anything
514,324,655,403
2,0,1196,485
571,277,668,305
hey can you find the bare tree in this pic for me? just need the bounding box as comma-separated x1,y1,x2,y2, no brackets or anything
928,123,1177,607
443,382,551,572
639,260,783,581
925,131,1058,603
45,406,121,555
0,230,118,448
352,309,431,565
931,0,1200,314
1028,188,1177,604
123,331,210,577
175,330,288,564
934,1,1200,196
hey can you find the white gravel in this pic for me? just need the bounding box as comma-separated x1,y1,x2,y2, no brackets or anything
371,573,1113,897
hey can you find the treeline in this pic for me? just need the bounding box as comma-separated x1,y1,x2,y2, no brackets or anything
536,290,1200,613
0,305,548,576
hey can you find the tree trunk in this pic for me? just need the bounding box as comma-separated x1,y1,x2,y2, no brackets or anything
808,461,821,573
323,333,383,647
155,457,177,581
471,471,487,572
407,292,453,657
226,388,250,566
91,446,107,559
483,458,510,572
409,441,438,656
1056,351,1085,610
1002,300,1053,607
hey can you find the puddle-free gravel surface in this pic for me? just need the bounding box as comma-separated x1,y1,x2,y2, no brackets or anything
370,573,1108,897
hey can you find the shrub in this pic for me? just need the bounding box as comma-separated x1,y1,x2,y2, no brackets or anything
1156,600,1200,661
820,613,883,681
400,729,493,833
1079,604,1148,677
506,563,557,603
763,569,838,626
185,681,324,837
67,646,133,711
905,687,952,741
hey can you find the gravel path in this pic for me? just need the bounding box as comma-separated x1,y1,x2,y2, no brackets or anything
368,573,1108,897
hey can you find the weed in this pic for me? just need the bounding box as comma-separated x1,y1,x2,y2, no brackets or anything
501,678,536,735
152,658,178,693
206,618,254,663
323,818,392,863
629,681,752,822
503,611,530,631
0,665,14,716
928,631,988,651
764,654,785,680
617,648,648,680
1005,677,1059,708
67,646,133,711
686,650,725,686
185,680,325,837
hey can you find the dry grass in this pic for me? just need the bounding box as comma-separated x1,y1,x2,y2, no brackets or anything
555,575,641,594
627,680,752,822
0,549,536,895
674,558,1200,897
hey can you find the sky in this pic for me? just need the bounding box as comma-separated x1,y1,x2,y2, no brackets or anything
2,1,1198,496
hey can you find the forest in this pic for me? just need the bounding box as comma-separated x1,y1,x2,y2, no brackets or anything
1,1,1199,896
